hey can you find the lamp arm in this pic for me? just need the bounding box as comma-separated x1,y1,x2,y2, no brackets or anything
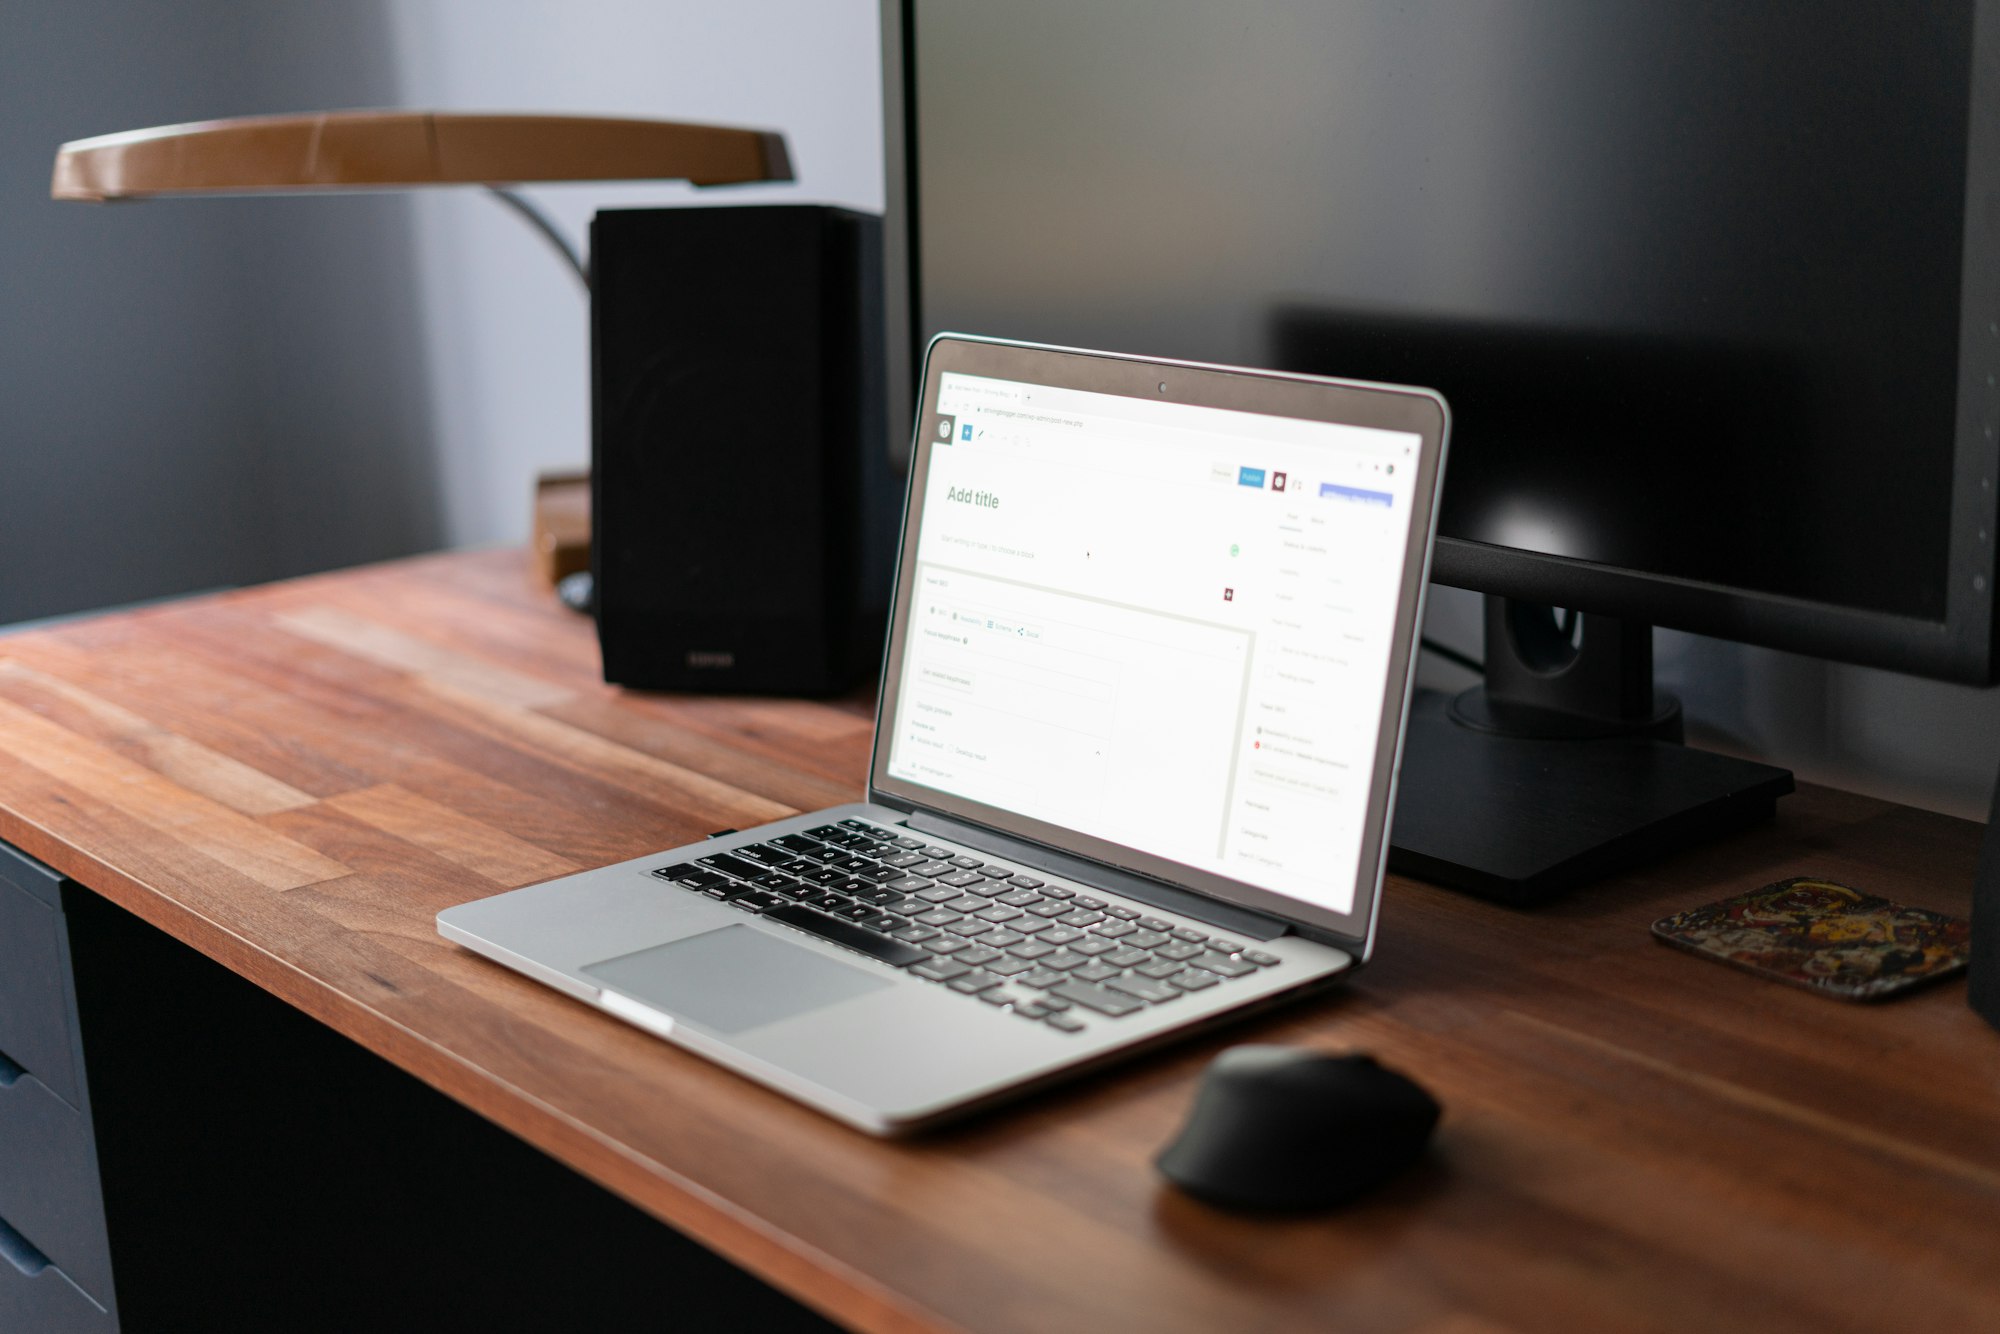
484,186,589,292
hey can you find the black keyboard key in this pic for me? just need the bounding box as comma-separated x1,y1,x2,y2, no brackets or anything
1193,952,1258,978
1091,920,1136,939
981,928,1027,948
975,905,1024,923
1073,896,1105,910
890,896,933,915
1138,916,1173,932
1104,975,1182,1004
914,909,962,927
1244,950,1281,967
1136,959,1185,979
1126,931,1170,950
910,960,970,983
1047,980,1145,1017
808,825,845,838
939,870,985,888
924,937,972,955
1068,937,1117,957
956,946,1003,967
888,877,936,894
805,868,846,886
1102,905,1140,921
1018,968,1068,990
945,895,987,913
893,836,925,850
854,887,900,906
1059,910,1105,928
1025,900,1071,918
949,856,983,869
916,886,961,903
948,971,1004,994
1103,947,1152,969
1007,876,1044,889
978,866,1014,879
742,844,793,866
998,889,1043,907
978,988,1020,1006
1211,939,1245,955
1172,927,1208,943
986,956,1037,977
838,818,874,831
1071,962,1120,983
751,872,800,891
761,904,929,967
775,834,823,853
1169,970,1220,992
1040,950,1093,971
861,865,903,883
922,846,953,858
1155,941,1203,962
699,853,764,879
881,851,928,869
724,889,786,912
1008,940,1057,960
831,855,875,872
1045,1012,1086,1033
836,903,875,922
946,918,993,938
1038,926,1085,946
969,881,1013,898
778,859,820,875
858,913,903,932
1012,1000,1052,1020
653,862,700,881
1039,885,1075,900
892,925,939,943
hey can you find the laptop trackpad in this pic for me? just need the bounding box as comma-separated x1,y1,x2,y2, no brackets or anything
583,924,892,1035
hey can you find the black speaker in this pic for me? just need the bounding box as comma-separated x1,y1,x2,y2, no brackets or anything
590,204,898,694
1973,769,2000,1030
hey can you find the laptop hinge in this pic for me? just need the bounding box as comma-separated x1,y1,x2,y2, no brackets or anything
902,810,1290,943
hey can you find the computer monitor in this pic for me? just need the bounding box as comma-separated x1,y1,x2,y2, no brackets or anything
882,1,2000,899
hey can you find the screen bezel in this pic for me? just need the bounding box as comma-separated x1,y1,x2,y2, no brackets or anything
867,334,1451,948
882,0,2000,686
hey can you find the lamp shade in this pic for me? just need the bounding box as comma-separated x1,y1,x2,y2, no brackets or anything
52,110,793,201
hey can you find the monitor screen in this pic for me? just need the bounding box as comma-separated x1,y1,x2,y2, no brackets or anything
899,1,1994,677
883,369,1423,917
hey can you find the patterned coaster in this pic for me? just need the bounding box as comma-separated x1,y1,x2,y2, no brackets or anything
1651,876,1972,1001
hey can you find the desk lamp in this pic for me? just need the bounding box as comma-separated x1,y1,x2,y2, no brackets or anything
50,108,793,600
52,109,791,283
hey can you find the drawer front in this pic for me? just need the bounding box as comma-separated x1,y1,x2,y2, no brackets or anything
0,1057,112,1305
0,846,80,1107
0,1214,111,1334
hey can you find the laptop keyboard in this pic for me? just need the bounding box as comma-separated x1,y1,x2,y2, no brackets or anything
650,818,1282,1036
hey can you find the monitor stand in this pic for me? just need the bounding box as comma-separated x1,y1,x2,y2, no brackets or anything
1388,597,1795,904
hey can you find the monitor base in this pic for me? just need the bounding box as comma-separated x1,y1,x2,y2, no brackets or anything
1388,690,1795,905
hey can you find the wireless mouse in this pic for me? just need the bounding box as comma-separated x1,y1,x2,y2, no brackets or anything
1155,1046,1440,1211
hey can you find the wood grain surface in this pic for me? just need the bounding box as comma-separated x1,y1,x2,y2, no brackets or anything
0,548,1994,1334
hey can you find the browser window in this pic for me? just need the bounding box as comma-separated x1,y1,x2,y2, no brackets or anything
888,371,1421,916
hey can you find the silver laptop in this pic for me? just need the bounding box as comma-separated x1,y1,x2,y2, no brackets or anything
437,335,1449,1135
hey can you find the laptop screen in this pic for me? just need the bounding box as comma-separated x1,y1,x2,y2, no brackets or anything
881,362,1428,922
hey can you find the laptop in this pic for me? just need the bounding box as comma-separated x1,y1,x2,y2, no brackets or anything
437,335,1450,1134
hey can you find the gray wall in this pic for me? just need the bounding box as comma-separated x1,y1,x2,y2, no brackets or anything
3,2,1994,819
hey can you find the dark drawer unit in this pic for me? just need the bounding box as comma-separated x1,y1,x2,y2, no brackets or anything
0,1214,111,1333
0,841,117,1327
0,843,81,1107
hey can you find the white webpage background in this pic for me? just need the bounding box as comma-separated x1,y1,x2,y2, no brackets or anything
889,372,1420,916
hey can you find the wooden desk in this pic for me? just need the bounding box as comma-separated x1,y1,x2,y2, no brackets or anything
0,548,1994,1332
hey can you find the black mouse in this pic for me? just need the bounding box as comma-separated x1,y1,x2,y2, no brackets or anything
1155,1046,1440,1211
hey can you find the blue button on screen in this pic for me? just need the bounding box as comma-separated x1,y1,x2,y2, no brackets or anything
1238,467,1266,488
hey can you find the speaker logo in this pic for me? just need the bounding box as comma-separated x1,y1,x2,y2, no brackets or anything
685,650,736,669
935,414,956,443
